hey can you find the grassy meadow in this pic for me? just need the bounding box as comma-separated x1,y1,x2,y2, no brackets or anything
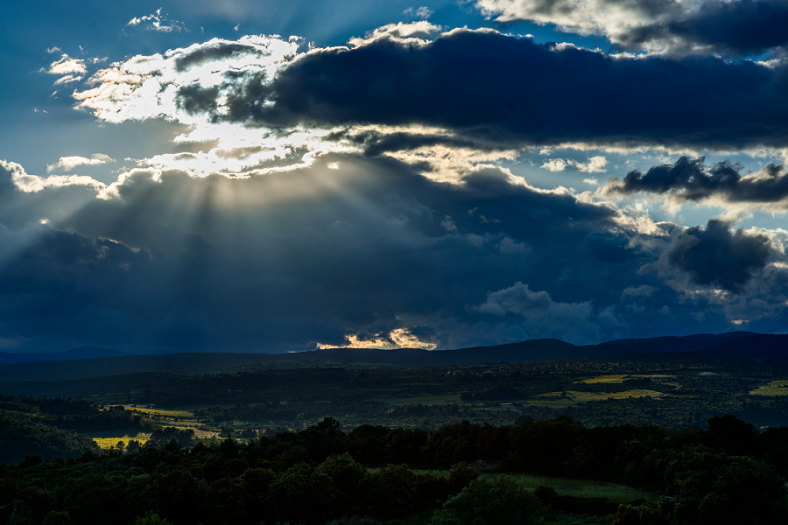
750,379,788,396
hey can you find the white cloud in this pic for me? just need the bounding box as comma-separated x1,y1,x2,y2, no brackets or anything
127,8,187,33
46,46,61,54
541,158,568,172
579,156,608,173
541,156,607,173
45,54,86,75
2,160,104,194
583,177,598,185
73,36,299,125
403,6,433,19
53,75,83,85
47,154,115,173
349,21,442,48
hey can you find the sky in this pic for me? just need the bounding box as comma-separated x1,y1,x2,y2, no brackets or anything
1,0,788,354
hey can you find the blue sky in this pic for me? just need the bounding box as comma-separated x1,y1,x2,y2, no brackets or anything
1,0,788,353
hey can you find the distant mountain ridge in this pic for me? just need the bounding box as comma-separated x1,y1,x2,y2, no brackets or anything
0,333,785,384
0,347,127,365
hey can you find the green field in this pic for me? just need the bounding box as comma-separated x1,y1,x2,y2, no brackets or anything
579,375,628,384
124,406,195,418
486,474,655,503
412,470,655,504
527,389,663,407
750,379,788,396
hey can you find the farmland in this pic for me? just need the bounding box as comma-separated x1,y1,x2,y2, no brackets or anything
750,379,788,396
2,350,788,445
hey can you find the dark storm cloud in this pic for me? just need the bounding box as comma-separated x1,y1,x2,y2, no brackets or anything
0,152,675,351
178,30,788,150
617,0,788,55
606,156,788,204
325,129,513,157
177,84,222,116
4,150,787,351
665,219,774,292
174,42,268,72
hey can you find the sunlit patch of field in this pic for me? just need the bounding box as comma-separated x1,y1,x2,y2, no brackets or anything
193,430,221,439
527,390,663,406
750,379,788,396
160,419,220,439
123,406,195,418
86,429,151,449
579,374,675,384
383,394,461,406
410,471,655,503
579,375,628,384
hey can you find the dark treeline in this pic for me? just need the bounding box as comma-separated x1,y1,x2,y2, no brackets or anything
459,384,521,401
0,394,146,433
0,411,99,465
0,395,98,416
1,415,787,525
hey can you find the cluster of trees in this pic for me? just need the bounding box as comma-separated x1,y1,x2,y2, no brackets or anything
146,427,199,449
0,395,148,463
0,396,98,416
0,415,786,524
194,403,298,424
0,411,98,464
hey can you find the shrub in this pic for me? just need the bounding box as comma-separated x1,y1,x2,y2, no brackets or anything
431,477,545,525
133,513,173,525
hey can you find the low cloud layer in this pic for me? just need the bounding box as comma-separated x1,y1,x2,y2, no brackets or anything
475,282,614,344
2,150,787,352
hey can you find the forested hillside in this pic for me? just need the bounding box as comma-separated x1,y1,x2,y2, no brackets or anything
0,416,786,525
0,395,148,463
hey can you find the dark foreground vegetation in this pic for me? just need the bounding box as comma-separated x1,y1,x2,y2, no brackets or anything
2,415,787,525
